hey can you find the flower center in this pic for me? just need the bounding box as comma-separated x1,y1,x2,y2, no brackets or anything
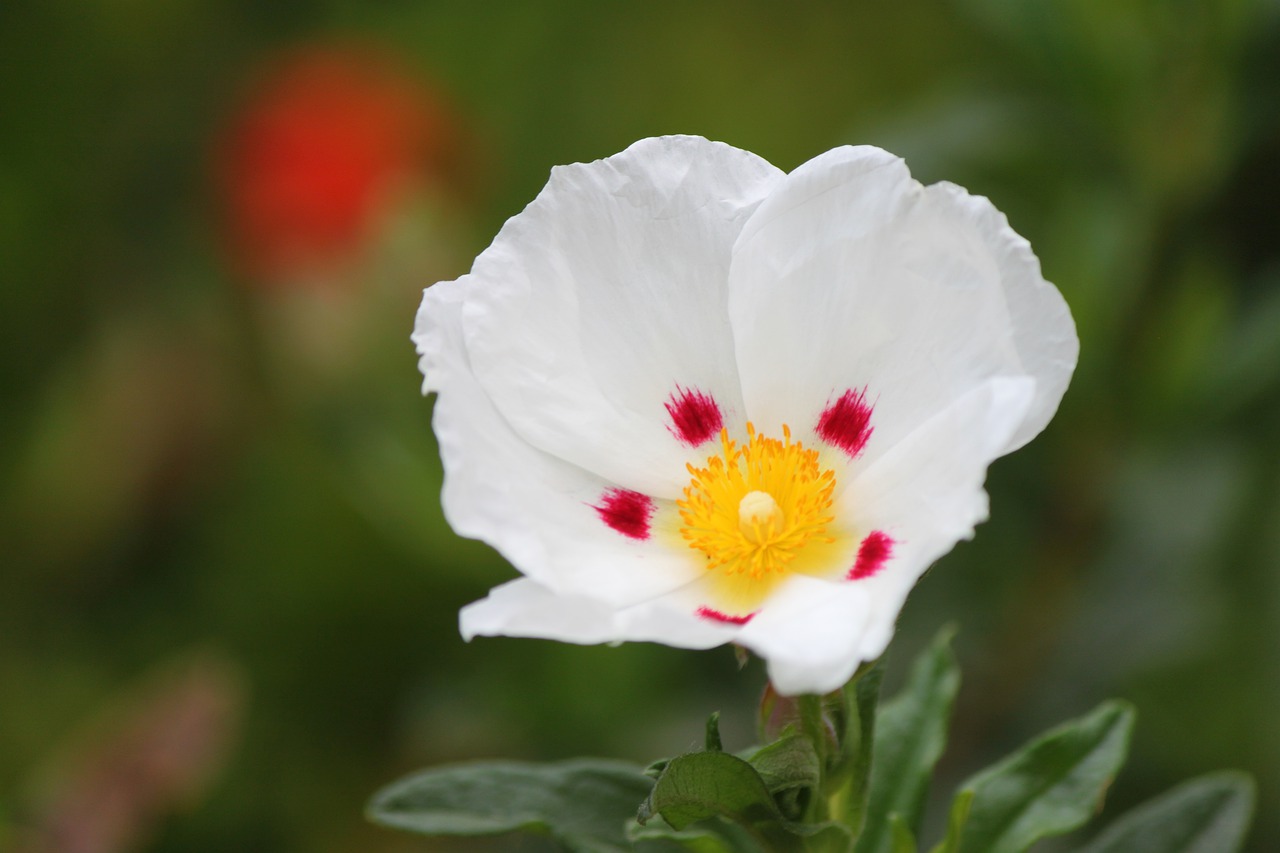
678,423,837,611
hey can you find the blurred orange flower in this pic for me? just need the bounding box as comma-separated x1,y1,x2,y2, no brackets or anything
215,45,458,285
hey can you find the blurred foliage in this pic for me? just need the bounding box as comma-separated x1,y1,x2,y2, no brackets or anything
1,1,1278,851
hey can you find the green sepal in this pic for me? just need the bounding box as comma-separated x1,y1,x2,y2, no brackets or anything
830,662,884,834
367,758,653,852
706,711,724,752
1073,771,1255,853
796,693,833,768
857,627,960,853
956,700,1135,853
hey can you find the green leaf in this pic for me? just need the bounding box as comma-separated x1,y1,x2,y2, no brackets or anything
1074,771,1255,853
857,627,960,853
639,750,783,831
367,758,652,852
928,790,973,853
888,814,918,853
957,700,1135,853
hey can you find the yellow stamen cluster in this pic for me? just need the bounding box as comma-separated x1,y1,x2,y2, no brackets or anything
678,423,837,608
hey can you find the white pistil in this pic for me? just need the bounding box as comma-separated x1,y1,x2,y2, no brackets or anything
738,490,784,540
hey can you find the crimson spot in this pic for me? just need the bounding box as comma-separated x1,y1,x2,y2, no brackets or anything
847,531,894,580
665,386,723,447
696,606,756,626
816,388,874,457
592,488,655,540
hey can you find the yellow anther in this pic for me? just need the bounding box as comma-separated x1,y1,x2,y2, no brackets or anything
677,423,838,612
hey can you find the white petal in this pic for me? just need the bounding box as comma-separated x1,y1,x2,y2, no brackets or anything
461,579,618,644
461,578,738,650
844,376,1036,662
929,184,1078,453
736,576,874,696
462,136,785,498
414,278,700,606
728,145,1077,469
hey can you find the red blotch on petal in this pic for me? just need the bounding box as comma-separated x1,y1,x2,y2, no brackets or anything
592,488,655,540
697,607,756,626
665,386,723,447
816,388,874,458
847,531,894,580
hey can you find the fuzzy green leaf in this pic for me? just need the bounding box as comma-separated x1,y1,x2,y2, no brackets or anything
857,627,960,853
797,820,857,852
639,750,783,831
628,818,759,853
1074,771,1255,853
367,758,651,852
957,700,1135,853
639,750,824,852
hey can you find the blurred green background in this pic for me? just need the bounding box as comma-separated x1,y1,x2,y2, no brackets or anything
2,1,1279,851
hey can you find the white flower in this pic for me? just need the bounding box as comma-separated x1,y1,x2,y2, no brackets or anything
413,136,1077,696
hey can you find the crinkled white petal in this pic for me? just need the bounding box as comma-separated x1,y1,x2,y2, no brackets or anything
461,136,785,498
926,184,1077,452
839,376,1036,666
728,145,1077,469
414,277,700,606
461,578,738,650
